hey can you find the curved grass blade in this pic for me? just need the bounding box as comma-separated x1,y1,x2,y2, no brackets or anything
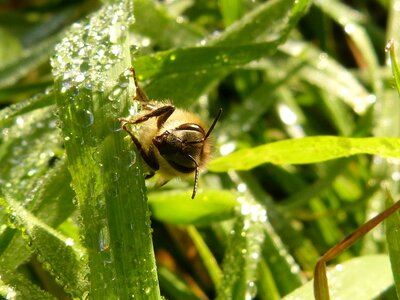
285,255,394,300
313,200,400,300
385,38,400,299
209,136,400,172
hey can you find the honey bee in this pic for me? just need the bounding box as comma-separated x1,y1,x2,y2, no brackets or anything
119,68,222,199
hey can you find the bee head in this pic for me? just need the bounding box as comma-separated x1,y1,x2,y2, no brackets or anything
153,109,222,198
153,124,205,172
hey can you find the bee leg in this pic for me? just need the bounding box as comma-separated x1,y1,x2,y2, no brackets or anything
121,122,160,171
129,67,174,118
121,105,175,130
130,67,149,102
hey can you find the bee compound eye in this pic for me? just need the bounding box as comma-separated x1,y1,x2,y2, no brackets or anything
164,153,198,174
175,123,205,134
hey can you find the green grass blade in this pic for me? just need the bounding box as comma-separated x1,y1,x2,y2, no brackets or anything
0,34,59,88
0,92,55,127
0,107,61,203
148,190,238,226
219,0,243,27
216,182,266,299
387,39,400,95
280,40,373,115
0,27,22,68
315,0,380,93
386,196,400,299
51,1,160,298
157,266,201,300
135,43,284,81
187,226,222,288
385,39,400,299
133,0,203,48
214,0,310,46
0,269,56,300
0,196,86,297
139,0,310,107
210,136,400,172
235,171,313,290
0,157,75,271
285,255,394,300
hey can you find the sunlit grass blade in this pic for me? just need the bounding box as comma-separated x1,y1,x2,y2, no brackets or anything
235,171,315,286
386,39,400,95
0,157,74,273
0,90,55,132
386,195,400,299
313,200,400,300
285,255,394,300
216,173,267,299
51,0,160,298
210,136,400,172
0,270,56,300
0,196,86,298
0,107,61,203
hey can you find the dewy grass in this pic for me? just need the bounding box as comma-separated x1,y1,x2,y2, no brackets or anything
51,1,160,298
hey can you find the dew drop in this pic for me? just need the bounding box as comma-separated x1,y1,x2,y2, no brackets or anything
75,73,85,83
220,142,236,155
143,287,151,295
128,151,137,168
61,80,73,93
74,109,94,127
99,226,110,252
27,168,38,177
108,87,123,101
6,287,17,299
246,281,257,299
65,238,74,246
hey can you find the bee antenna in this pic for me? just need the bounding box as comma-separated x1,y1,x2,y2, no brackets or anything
192,167,199,199
205,108,222,140
186,154,200,199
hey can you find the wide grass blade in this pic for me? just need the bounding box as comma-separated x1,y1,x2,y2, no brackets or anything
286,255,394,300
51,0,160,298
210,136,400,172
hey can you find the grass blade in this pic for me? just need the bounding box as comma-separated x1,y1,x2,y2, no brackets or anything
210,136,400,172
51,1,160,298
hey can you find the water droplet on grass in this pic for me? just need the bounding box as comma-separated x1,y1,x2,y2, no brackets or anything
74,109,94,127
99,226,110,252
